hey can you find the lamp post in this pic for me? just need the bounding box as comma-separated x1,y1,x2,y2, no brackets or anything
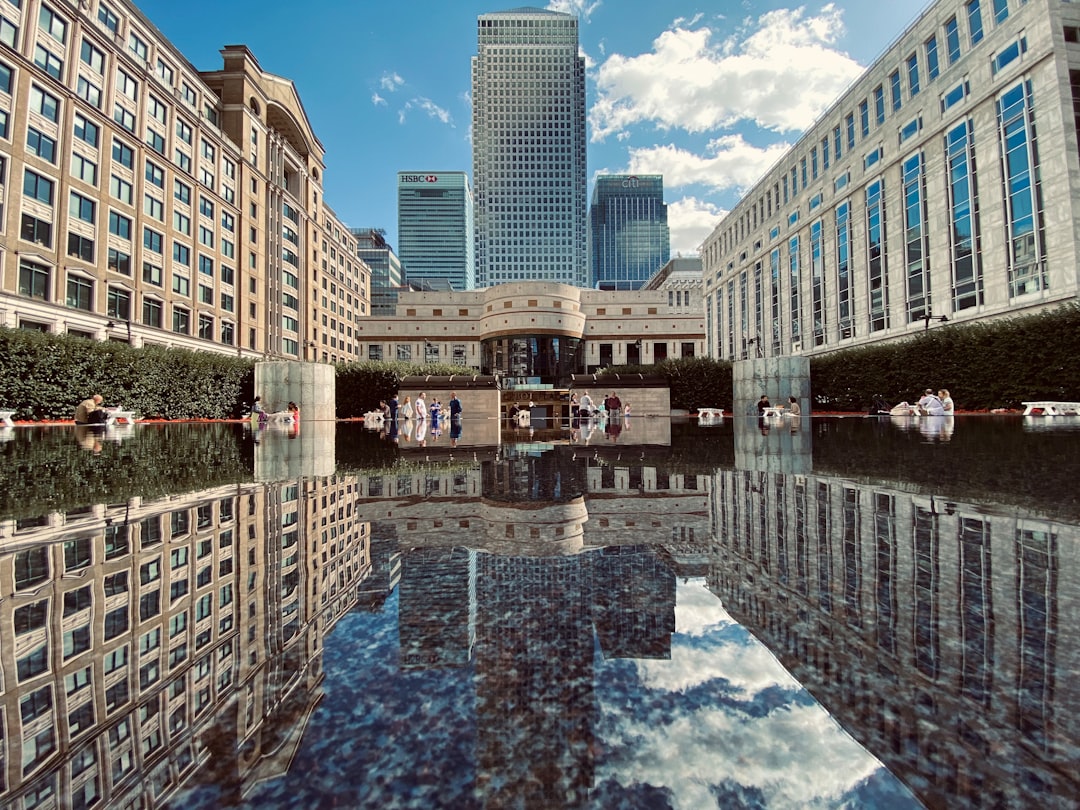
922,311,949,331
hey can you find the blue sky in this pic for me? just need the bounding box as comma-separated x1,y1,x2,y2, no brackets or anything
137,0,930,256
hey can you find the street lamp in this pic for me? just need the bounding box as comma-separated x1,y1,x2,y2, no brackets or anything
922,312,949,331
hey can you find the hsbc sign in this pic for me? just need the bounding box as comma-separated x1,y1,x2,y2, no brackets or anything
401,174,439,184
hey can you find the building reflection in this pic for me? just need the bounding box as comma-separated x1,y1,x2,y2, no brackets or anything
0,473,369,809
705,468,1079,808
4,432,1077,808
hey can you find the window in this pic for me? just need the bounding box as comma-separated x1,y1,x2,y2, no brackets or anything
74,114,100,147
145,161,164,189
221,321,234,346
220,265,234,285
199,225,213,248
114,104,135,132
156,58,174,86
967,0,984,47
110,175,132,204
992,38,1026,76
71,153,97,185
142,296,162,326
30,85,60,123
172,306,190,334
199,196,214,218
39,4,67,43
198,255,214,277
23,171,54,206
864,147,883,169
107,248,131,275
0,59,12,94
198,314,213,340
68,234,94,263
220,292,234,312
946,16,961,64
172,273,189,296
33,44,63,80
98,3,120,35
175,149,191,173
143,228,163,254
66,274,93,308
109,211,131,239
198,284,213,304
15,600,48,635
70,192,95,223
173,243,190,266
116,68,137,100
889,70,902,112
176,119,192,144
107,287,130,320
146,129,165,155
907,53,920,97
128,32,148,62
112,138,134,169
27,128,57,163
19,260,51,301
143,262,162,286
942,81,968,112
143,195,163,221
993,0,1008,24
873,85,885,125
21,214,53,247
0,15,15,50
175,179,191,204
926,35,940,81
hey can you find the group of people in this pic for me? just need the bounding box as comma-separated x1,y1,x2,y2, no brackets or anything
382,391,463,424
888,388,954,416
251,397,300,424
571,391,630,419
756,395,801,416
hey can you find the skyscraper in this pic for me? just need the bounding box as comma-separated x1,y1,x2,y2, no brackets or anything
589,175,670,290
472,8,587,288
397,172,475,291
351,228,404,315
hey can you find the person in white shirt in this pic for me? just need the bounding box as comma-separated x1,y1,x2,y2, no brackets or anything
415,393,427,420
938,389,954,414
917,389,945,416
578,392,594,416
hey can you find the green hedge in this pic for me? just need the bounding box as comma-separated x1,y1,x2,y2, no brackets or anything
334,360,475,419
605,356,734,411
809,303,1080,411
0,328,254,421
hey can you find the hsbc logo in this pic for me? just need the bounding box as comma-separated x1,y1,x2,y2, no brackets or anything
401,174,439,183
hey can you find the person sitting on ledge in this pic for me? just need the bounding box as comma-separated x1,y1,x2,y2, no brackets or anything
74,394,105,425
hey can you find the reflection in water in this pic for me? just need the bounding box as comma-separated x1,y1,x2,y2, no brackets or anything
0,420,1075,808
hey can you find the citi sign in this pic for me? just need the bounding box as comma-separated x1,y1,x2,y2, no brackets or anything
622,176,639,188
401,175,438,183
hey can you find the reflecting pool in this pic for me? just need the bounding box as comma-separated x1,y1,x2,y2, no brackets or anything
0,415,1076,809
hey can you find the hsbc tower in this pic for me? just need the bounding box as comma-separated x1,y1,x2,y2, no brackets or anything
397,171,475,291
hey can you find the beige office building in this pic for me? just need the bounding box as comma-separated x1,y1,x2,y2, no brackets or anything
1,0,365,362
703,0,1080,360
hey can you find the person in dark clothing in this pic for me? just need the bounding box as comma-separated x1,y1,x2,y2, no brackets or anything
449,392,462,419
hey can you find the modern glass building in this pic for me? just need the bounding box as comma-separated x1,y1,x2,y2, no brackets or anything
589,175,670,290
703,0,1080,361
397,172,475,291
472,8,588,288
351,228,405,315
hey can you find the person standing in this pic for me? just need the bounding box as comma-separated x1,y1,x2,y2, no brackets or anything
401,396,414,420
415,392,427,420
449,392,462,419
388,395,399,423
579,391,594,417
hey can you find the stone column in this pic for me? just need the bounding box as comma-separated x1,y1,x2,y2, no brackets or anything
254,361,335,421
732,357,811,418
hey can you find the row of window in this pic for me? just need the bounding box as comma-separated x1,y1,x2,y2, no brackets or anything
709,0,1023,266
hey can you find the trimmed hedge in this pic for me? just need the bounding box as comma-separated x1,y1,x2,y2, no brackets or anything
0,328,254,421
809,303,1080,411
334,360,475,419
605,356,734,411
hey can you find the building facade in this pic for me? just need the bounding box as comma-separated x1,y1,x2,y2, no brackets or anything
355,281,705,386
589,175,670,291
396,172,474,292
643,256,703,316
471,8,587,288
351,227,402,316
703,0,1080,360
1,0,365,363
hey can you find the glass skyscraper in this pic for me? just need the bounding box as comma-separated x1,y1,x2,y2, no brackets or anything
351,228,404,316
397,172,475,291
472,8,587,288
589,175,670,290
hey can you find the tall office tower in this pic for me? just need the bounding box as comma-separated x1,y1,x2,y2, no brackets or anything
397,172,475,291
351,228,404,315
472,9,587,288
589,175,670,290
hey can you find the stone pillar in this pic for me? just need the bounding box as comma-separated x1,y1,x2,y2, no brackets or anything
732,357,811,417
254,419,335,481
254,361,335,421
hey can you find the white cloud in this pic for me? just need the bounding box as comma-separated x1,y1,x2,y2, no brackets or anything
666,197,725,256
371,92,386,107
589,4,863,141
398,97,453,127
624,134,789,193
379,71,405,92
546,0,601,22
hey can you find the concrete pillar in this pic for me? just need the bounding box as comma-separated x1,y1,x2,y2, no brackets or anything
732,357,811,418
254,361,335,421
254,418,335,481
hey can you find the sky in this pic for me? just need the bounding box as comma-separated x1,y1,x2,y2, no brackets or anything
135,0,931,258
